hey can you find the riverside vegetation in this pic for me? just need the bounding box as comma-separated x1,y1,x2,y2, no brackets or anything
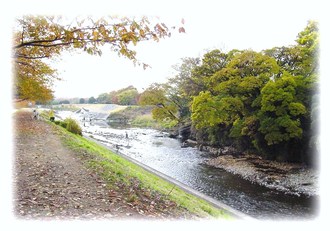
14,110,231,219
92,21,319,167
137,21,319,167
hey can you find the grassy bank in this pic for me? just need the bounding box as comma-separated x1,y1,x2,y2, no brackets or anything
50,120,231,219
108,106,177,129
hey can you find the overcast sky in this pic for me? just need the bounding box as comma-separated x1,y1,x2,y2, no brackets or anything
31,0,321,99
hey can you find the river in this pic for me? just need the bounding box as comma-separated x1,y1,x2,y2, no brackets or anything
56,109,318,219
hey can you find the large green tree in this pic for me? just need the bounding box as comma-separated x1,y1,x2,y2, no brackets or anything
190,21,319,163
191,50,281,147
263,21,319,162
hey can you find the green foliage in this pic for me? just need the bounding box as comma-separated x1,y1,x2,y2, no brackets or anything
97,86,139,105
191,22,318,163
117,88,139,105
265,21,318,78
131,114,156,128
191,91,219,128
191,50,230,95
59,100,70,104
88,96,96,104
54,120,68,128
63,118,82,135
139,83,179,123
79,98,85,104
96,93,110,104
191,49,281,150
259,73,307,145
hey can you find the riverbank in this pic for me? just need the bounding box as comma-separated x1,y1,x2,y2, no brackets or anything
13,110,231,220
52,103,319,198
205,153,318,197
46,107,318,218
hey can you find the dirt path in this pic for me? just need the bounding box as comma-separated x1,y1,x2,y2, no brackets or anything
13,110,191,220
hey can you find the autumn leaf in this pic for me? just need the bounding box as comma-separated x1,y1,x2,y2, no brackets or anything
12,15,184,102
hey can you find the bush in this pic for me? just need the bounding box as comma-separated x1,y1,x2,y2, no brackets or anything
53,120,68,129
59,121,68,128
64,118,82,135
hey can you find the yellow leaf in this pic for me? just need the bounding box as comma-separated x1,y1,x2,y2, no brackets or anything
93,31,99,40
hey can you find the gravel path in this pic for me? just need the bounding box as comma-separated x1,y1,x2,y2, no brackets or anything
13,111,143,219
13,111,195,220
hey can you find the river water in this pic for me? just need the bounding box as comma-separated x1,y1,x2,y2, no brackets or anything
56,109,318,219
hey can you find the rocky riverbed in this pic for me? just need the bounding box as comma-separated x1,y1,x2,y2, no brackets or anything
205,154,318,197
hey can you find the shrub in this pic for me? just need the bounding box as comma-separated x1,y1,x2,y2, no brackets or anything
59,121,68,128
64,118,82,135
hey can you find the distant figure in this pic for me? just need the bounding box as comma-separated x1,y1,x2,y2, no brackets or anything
49,109,55,122
33,109,39,120
125,131,130,147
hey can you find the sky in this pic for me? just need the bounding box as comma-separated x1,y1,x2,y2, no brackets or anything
23,0,321,99
2,0,330,229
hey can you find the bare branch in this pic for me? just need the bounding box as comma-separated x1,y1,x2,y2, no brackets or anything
15,54,50,59
13,37,63,49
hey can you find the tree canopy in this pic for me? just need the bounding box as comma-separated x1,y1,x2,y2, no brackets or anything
140,21,319,165
96,85,139,105
13,15,184,102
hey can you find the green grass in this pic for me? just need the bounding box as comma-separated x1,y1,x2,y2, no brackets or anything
108,106,178,130
131,114,159,128
52,122,232,219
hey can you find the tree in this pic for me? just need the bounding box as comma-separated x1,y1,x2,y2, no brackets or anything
259,73,306,145
139,83,179,123
88,96,96,104
79,98,85,104
189,49,229,96
96,86,140,105
262,21,319,163
13,15,185,102
168,57,201,119
13,58,56,103
117,88,139,105
108,91,119,104
59,100,70,104
191,50,281,148
97,93,111,104
196,22,318,163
